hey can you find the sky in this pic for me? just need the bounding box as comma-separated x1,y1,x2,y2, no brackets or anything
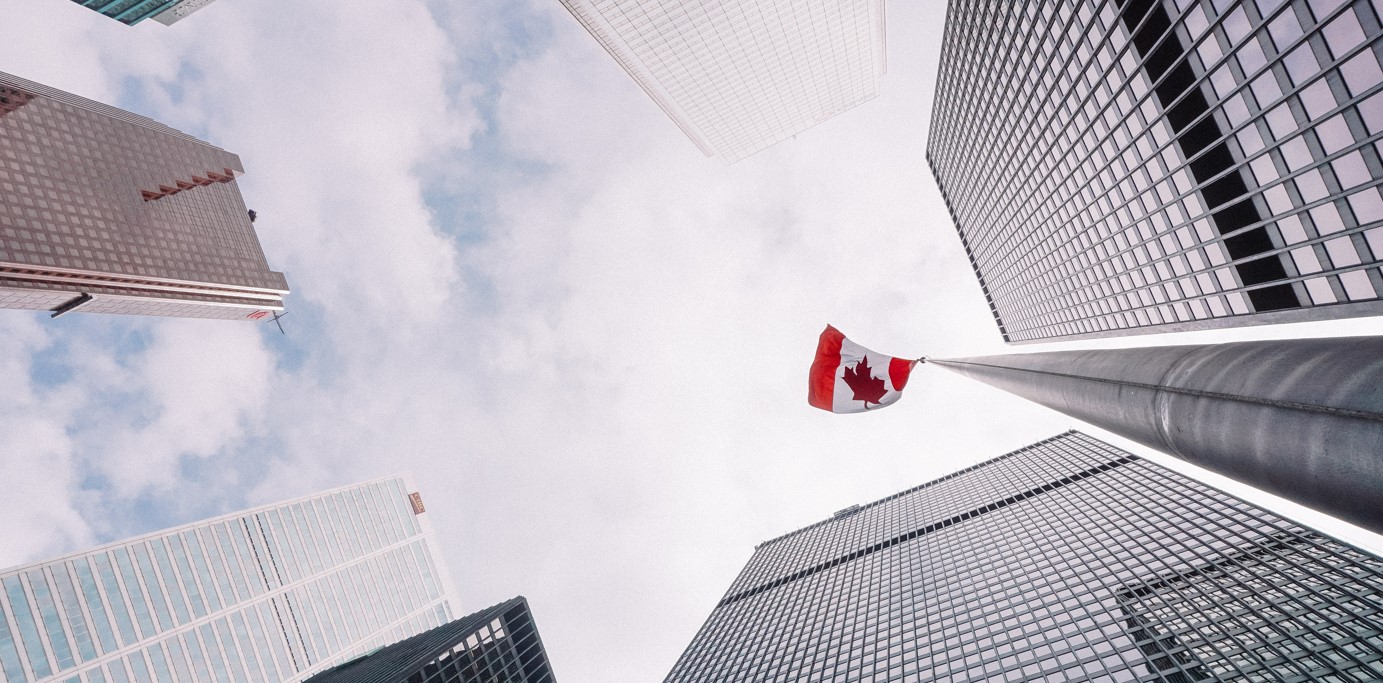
1,1,1382,682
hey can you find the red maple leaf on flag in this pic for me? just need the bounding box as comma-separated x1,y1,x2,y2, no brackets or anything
842,355,888,408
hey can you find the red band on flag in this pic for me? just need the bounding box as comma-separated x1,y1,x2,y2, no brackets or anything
808,325,845,411
889,357,916,392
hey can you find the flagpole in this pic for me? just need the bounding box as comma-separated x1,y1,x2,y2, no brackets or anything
925,337,1383,536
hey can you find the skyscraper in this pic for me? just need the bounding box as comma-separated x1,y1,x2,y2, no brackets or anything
0,476,459,683
559,0,888,163
665,431,1383,682
303,597,555,683
66,0,219,26
928,0,1383,342
0,71,286,320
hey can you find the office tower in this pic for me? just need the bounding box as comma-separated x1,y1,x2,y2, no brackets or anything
665,431,1383,682
559,0,887,163
0,71,286,320
66,0,219,26
303,597,555,683
928,0,1383,342
0,476,459,683
929,336,1383,535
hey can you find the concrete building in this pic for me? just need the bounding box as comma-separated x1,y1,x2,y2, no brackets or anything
0,476,458,683
0,71,286,319
929,0,1383,342
559,0,888,163
665,431,1383,682
303,597,555,683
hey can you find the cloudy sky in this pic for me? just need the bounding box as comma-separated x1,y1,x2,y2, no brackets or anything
1,1,1381,681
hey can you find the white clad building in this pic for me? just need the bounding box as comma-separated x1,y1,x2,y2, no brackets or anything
560,0,888,163
0,477,459,683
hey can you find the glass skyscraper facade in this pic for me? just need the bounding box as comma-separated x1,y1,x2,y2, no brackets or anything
0,476,459,683
928,0,1383,342
558,0,888,162
0,72,286,320
303,597,555,683
664,431,1383,682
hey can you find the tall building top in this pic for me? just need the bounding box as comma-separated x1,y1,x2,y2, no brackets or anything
666,431,1383,682
304,596,556,683
0,475,460,683
0,73,211,145
0,71,287,320
928,0,1383,342
0,474,433,575
751,431,1067,551
560,0,888,163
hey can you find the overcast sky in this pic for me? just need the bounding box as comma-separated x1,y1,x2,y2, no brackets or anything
1,1,1382,682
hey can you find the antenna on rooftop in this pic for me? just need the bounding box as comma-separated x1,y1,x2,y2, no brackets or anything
269,310,287,334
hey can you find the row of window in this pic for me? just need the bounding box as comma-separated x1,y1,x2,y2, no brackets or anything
928,0,1383,341
0,480,427,682
667,433,1383,683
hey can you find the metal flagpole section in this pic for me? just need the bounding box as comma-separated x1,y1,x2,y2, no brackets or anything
928,337,1383,535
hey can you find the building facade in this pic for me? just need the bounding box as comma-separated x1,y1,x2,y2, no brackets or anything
0,476,459,683
0,71,286,320
66,0,217,26
664,431,1383,682
559,0,888,163
303,597,555,683
928,0,1383,342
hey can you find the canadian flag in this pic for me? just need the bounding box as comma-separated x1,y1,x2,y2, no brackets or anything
808,325,918,414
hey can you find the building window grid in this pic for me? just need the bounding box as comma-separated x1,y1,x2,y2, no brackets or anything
945,6,1187,274
934,3,1095,237
666,433,1383,682
0,482,452,683
150,541,191,628
49,565,98,664
309,582,342,657
72,560,118,656
0,75,287,318
1081,447,1383,676
1037,468,1317,677
187,532,224,616
940,3,1305,268
1016,1,1383,299
1012,442,1355,677
928,0,1383,341
566,0,884,161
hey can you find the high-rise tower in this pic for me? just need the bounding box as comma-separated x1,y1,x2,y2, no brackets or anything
559,0,888,163
665,432,1383,682
303,597,556,683
0,476,457,683
0,72,286,320
929,0,1383,342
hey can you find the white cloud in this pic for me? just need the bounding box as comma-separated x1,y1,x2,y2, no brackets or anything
93,322,274,495
0,317,93,560
1,1,1381,683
